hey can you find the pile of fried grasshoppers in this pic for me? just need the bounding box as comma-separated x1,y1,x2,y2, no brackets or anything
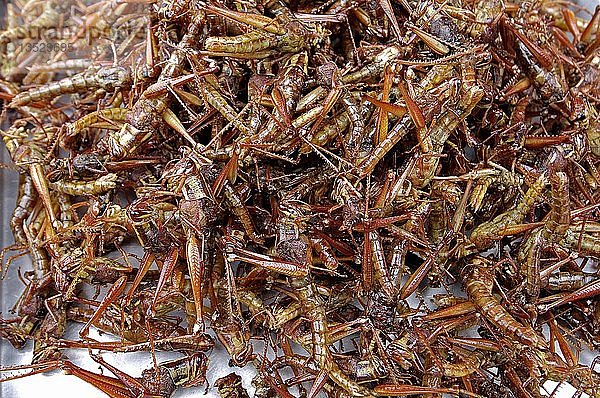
1,0,600,397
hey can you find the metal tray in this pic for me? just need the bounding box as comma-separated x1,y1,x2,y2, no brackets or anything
1,0,599,396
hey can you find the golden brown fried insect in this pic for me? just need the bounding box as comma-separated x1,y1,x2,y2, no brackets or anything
465,257,547,348
10,174,36,244
215,372,250,398
198,74,255,138
223,182,264,244
90,352,208,398
518,168,571,299
203,6,325,58
49,173,118,195
67,108,128,137
290,276,376,397
470,172,549,249
9,66,132,107
545,272,596,291
101,11,205,159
